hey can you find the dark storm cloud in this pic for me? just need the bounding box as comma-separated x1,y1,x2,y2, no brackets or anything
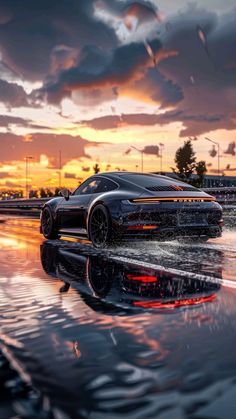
80,110,226,131
0,0,118,81
156,4,236,136
0,132,102,167
133,68,183,107
96,0,160,28
39,39,162,104
0,114,30,128
0,79,30,108
0,114,50,130
0,0,235,140
142,145,160,156
80,4,236,135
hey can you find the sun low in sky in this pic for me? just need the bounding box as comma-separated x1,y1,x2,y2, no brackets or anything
0,0,236,191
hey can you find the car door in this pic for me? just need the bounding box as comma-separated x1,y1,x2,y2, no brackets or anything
57,178,102,230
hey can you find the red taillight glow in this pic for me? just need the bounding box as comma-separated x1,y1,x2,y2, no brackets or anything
127,225,158,230
133,294,216,309
132,197,215,203
127,274,158,283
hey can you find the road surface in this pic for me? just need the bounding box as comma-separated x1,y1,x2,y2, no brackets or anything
0,217,236,418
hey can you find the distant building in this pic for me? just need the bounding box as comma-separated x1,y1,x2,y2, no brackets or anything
154,172,236,188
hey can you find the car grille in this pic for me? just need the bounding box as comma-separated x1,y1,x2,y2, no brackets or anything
207,211,222,225
127,209,222,227
145,185,197,192
127,211,177,226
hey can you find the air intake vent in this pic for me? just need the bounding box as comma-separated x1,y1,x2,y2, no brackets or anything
146,185,197,192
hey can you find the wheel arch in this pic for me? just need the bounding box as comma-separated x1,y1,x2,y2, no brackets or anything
86,200,112,240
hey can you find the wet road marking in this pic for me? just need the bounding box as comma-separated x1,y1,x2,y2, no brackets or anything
111,255,236,290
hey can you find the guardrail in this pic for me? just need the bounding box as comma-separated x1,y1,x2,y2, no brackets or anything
0,188,235,214
0,198,50,215
203,187,236,204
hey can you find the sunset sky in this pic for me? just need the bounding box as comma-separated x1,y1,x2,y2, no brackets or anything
0,0,236,192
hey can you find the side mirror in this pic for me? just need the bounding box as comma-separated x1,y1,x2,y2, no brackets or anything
59,188,71,201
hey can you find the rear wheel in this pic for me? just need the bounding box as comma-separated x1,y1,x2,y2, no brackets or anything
41,207,59,239
89,205,112,248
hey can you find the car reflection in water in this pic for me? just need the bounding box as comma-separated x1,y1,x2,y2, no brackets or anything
41,242,221,313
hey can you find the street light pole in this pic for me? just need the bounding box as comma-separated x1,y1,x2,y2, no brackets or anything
25,156,34,198
130,146,144,172
204,137,220,175
159,143,164,172
59,150,62,189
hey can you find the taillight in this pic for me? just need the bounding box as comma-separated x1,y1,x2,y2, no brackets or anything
131,197,215,203
127,274,157,283
127,225,158,230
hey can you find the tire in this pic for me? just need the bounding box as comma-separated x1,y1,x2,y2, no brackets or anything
87,257,113,297
40,243,56,275
41,207,59,239
88,204,112,248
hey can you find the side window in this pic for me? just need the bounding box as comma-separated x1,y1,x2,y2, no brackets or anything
73,179,91,196
79,179,102,195
98,179,118,193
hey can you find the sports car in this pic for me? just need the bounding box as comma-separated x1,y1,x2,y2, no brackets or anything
40,172,223,247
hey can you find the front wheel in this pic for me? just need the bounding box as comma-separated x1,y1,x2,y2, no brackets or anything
88,205,112,248
41,207,59,239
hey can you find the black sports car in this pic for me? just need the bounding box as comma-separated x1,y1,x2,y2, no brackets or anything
40,172,223,247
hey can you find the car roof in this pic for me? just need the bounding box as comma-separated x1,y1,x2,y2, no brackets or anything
97,172,180,182
98,171,165,178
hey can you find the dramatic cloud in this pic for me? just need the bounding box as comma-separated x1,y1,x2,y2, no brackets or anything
155,4,236,136
38,39,162,104
132,67,183,107
72,86,118,107
0,115,50,130
81,110,227,131
80,4,236,136
0,132,102,167
0,79,30,108
0,0,235,179
96,0,161,31
0,0,118,81
142,145,160,156
79,2,236,136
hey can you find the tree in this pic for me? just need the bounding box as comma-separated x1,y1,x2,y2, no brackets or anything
29,190,38,198
194,160,207,187
173,140,207,187
54,187,61,197
93,163,100,174
40,188,47,198
46,189,54,197
173,140,196,181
